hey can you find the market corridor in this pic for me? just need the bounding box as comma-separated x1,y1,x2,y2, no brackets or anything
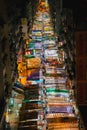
5,1,83,130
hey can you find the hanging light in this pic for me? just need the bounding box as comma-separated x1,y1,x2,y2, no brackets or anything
45,0,48,7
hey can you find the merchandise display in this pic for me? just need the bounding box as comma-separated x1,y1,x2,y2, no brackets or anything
4,0,82,130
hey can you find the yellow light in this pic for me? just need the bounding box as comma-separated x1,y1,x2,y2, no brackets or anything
41,2,45,5
20,77,27,86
